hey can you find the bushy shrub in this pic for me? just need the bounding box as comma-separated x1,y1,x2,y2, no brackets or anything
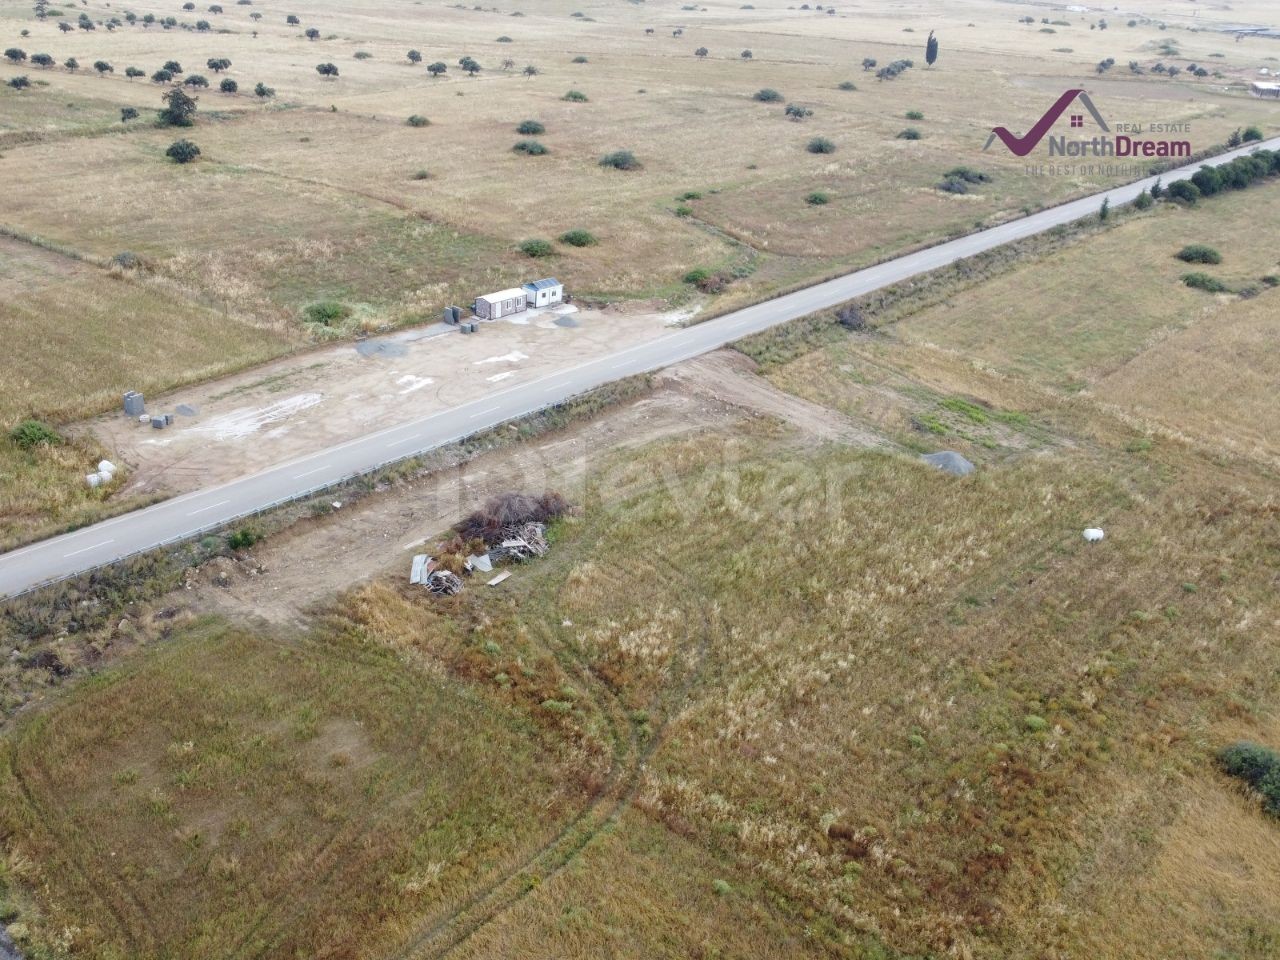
1218,741,1280,815
806,136,836,154
406,114,430,127
520,238,554,257
571,55,588,63
905,109,923,120
753,87,783,101
1166,179,1200,204
1132,189,1153,210
516,119,544,134
559,229,596,247
805,190,829,205
512,139,547,154
896,127,921,140
1242,125,1263,143
1182,272,1228,292
599,149,640,170
1176,244,1222,264
837,80,856,91
9,420,62,449
561,89,588,101
165,138,201,163
304,300,351,324
674,205,693,217
683,267,711,285
226,526,263,550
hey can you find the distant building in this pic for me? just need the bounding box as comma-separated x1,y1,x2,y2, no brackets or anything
473,287,528,320
1250,81,1280,98
522,277,564,308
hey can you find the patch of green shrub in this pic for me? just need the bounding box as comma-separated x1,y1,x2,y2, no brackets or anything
561,89,588,101
304,300,351,325
837,80,856,91
1218,741,1280,815
515,119,544,134
753,87,783,101
512,139,548,155
599,149,640,170
559,229,596,247
683,267,711,285
9,420,62,450
520,238,554,257
905,109,923,120
896,127,921,140
406,114,430,127
1182,272,1228,292
806,136,836,154
805,190,829,205
226,526,263,550
1176,244,1222,264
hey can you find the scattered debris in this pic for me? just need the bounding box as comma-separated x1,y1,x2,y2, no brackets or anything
920,450,975,476
487,571,512,587
409,554,431,584
466,553,493,573
1083,527,1105,543
123,390,145,416
425,570,464,596
491,522,549,562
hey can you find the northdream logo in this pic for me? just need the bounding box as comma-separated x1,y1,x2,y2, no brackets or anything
985,89,1190,159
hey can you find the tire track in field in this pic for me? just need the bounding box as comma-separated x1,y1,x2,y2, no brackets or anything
388,549,717,960
5,725,157,953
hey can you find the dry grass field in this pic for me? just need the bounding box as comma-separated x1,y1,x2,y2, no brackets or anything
4,421,1278,958
3,1,1280,958
0,616,587,959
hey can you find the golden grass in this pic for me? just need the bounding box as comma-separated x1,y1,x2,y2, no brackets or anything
0,616,585,959
1092,290,1280,468
887,186,1280,393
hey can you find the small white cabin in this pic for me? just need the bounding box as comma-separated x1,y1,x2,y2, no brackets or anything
522,277,564,308
474,287,528,320
1251,81,1280,98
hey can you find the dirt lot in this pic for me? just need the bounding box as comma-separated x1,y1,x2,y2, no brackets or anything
84,299,695,496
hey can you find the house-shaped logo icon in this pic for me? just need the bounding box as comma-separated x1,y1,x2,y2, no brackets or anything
984,89,1110,156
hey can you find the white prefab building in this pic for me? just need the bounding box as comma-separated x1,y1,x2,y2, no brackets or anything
474,287,528,320
522,277,564,308
1251,81,1280,98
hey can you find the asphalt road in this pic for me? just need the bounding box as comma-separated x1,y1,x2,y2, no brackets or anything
3,139,1277,599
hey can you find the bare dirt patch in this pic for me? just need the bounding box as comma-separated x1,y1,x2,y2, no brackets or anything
82,301,694,498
